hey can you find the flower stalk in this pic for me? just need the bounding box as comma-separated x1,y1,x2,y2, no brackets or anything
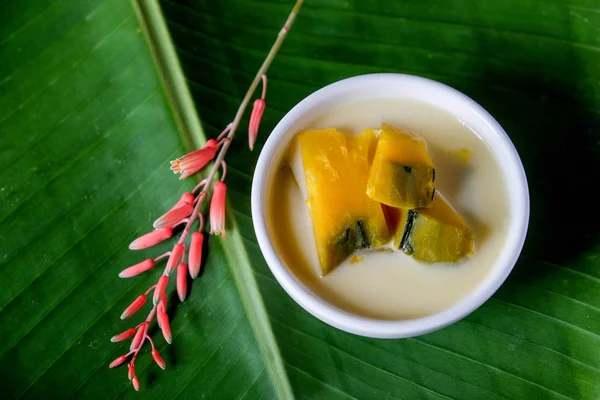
108,0,303,391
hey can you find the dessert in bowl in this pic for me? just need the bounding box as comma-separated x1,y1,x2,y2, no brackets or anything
251,73,529,338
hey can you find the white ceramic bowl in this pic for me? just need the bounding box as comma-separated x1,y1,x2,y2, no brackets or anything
251,73,529,339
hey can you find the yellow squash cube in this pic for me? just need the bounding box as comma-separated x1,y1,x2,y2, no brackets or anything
393,192,474,263
293,128,390,275
367,124,435,209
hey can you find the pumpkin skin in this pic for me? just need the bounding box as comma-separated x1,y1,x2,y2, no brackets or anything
393,192,474,263
293,128,390,275
367,123,436,209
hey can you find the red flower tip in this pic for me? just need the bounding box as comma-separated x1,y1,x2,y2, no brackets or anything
170,145,218,180
210,182,227,237
153,203,193,229
249,74,267,151
158,307,172,344
152,349,166,370
128,363,135,380
177,262,187,302
121,295,146,320
166,243,185,275
110,328,136,343
109,355,127,369
206,139,218,148
128,227,172,250
132,376,140,391
119,259,154,278
188,232,204,279
130,322,148,352
157,302,165,329
153,275,169,306
249,98,266,151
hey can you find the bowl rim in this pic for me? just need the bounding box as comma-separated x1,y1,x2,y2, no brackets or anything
251,73,529,339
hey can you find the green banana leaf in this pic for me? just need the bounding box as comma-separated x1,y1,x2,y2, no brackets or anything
1,0,599,398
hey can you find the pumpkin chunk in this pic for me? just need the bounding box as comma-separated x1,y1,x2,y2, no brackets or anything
367,123,435,209
393,192,474,263
291,128,390,275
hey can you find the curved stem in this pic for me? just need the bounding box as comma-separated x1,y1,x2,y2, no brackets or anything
145,306,157,323
146,335,156,350
154,252,170,262
217,123,232,141
261,74,267,100
216,137,230,147
192,179,207,195
220,161,227,182
198,212,204,232
144,285,157,296
176,0,303,245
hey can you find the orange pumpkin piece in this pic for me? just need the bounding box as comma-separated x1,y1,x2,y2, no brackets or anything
367,123,436,209
291,128,390,275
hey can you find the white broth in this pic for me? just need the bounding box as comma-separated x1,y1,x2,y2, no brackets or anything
267,98,510,320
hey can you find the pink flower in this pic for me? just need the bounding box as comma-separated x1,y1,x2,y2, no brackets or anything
165,243,184,275
128,364,135,380
153,192,195,228
249,99,265,151
128,227,172,250
177,262,187,302
157,302,165,329
249,74,267,151
130,322,148,351
132,376,140,391
119,259,154,278
109,355,128,369
188,232,204,279
152,349,166,370
170,141,218,180
153,275,169,306
153,204,194,229
210,182,227,236
121,295,146,320
110,328,137,343
157,306,172,344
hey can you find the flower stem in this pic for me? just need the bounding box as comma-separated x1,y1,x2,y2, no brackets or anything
145,305,157,323
177,0,303,243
